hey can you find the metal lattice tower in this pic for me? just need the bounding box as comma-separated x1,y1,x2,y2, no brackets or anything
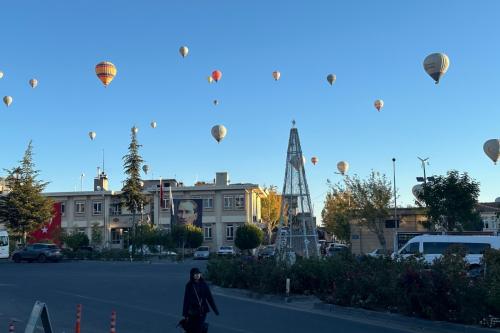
277,121,319,259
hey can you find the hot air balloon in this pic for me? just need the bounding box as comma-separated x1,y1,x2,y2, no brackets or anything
213,100,219,106
132,126,139,134
484,139,500,164
272,71,281,81
211,125,227,143
290,155,306,170
311,156,319,165
412,184,424,200
374,99,384,112
327,74,336,86
150,121,157,129
211,70,222,82
179,46,189,58
423,53,450,84
142,164,149,175
337,161,349,175
95,61,117,87
3,96,12,107
0,71,4,79
207,76,214,84
88,131,96,140
29,79,38,88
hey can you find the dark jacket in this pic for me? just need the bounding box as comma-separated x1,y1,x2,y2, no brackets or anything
182,277,219,317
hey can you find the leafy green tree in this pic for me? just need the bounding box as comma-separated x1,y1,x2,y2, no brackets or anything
90,223,103,247
345,171,393,251
322,182,351,244
0,141,54,243
261,186,282,244
235,223,264,254
171,224,203,249
62,232,90,251
418,170,482,231
121,127,147,252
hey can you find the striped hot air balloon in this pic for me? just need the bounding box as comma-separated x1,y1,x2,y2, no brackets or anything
95,61,117,87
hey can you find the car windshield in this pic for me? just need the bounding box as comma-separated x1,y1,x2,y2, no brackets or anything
198,247,209,251
221,247,232,250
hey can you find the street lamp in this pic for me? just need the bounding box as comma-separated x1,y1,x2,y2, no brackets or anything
392,158,398,253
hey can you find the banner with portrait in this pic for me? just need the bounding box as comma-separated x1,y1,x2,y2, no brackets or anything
171,199,203,228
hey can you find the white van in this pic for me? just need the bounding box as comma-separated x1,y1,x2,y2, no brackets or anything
395,235,500,266
0,230,9,259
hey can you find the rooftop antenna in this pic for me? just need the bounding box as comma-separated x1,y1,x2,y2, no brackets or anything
102,149,105,174
417,157,429,184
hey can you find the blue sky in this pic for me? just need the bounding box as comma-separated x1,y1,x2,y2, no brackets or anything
1,1,500,221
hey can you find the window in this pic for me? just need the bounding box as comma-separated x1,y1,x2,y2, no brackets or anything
60,202,65,216
0,236,8,247
401,242,419,255
111,228,122,244
204,226,212,240
234,195,245,209
226,224,234,240
93,201,102,215
224,196,233,209
75,201,85,214
110,203,122,215
203,197,213,209
423,242,449,254
466,243,490,254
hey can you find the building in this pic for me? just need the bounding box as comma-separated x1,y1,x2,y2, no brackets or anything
477,202,500,232
44,171,266,252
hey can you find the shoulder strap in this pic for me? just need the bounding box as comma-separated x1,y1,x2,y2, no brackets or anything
193,285,202,307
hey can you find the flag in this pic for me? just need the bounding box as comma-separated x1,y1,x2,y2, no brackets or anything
159,178,164,209
30,202,62,245
169,185,174,214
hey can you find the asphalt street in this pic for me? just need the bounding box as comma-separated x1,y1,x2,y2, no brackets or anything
0,260,492,333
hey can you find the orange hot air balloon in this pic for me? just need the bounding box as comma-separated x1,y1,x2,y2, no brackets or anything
211,70,222,82
311,156,318,165
95,61,117,87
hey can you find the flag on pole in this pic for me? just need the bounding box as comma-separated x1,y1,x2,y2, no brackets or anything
169,185,174,215
159,177,163,209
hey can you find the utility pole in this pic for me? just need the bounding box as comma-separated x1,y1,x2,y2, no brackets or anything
392,158,398,253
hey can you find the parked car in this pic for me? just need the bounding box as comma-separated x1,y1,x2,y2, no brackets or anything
12,243,62,263
194,246,210,260
217,246,235,256
326,243,349,257
258,245,276,259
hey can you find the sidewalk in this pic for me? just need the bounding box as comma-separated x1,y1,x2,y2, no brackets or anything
211,285,500,333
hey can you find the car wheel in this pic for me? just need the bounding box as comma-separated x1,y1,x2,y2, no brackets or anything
13,254,21,263
38,254,47,263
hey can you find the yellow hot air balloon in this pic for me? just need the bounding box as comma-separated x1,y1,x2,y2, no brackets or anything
423,53,450,84
29,79,38,88
327,74,336,86
179,46,189,58
211,125,227,143
484,139,500,164
150,121,157,129
207,76,214,84
88,131,96,140
3,96,12,107
95,61,117,87
374,99,384,112
337,161,349,175
0,71,4,79
272,71,281,81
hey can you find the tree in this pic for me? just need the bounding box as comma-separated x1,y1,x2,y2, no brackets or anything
62,232,90,251
121,127,147,252
321,182,351,244
0,141,54,243
90,223,103,247
419,170,482,231
235,223,264,254
171,224,203,250
345,171,393,251
261,186,282,244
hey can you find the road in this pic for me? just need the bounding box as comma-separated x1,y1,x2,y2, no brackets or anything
0,260,490,333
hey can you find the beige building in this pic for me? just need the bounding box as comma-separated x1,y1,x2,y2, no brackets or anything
349,207,428,255
45,172,266,252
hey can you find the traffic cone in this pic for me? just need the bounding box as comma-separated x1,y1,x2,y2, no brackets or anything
8,321,15,333
75,304,82,333
109,310,116,333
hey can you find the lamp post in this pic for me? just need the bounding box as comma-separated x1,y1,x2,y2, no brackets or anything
392,158,398,253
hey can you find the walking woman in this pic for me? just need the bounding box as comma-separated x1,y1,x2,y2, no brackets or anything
182,267,219,333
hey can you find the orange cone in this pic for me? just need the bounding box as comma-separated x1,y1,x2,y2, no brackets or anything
75,304,82,333
109,310,117,333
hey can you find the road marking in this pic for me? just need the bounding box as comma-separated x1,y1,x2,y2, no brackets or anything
54,290,254,333
0,283,16,287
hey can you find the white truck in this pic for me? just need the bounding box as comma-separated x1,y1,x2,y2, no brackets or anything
0,230,9,259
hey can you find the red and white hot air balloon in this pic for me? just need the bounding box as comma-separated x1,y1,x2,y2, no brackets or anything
272,71,281,81
374,99,384,112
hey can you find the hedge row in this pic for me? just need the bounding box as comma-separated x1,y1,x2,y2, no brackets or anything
206,249,500,325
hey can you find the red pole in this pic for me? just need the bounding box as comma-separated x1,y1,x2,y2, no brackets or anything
75,304,82,333
109,310,116,333
8,321,15,333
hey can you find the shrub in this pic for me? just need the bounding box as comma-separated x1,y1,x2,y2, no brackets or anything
235,224,264,254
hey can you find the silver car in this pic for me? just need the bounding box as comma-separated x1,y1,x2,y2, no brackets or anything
194,246,210,260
